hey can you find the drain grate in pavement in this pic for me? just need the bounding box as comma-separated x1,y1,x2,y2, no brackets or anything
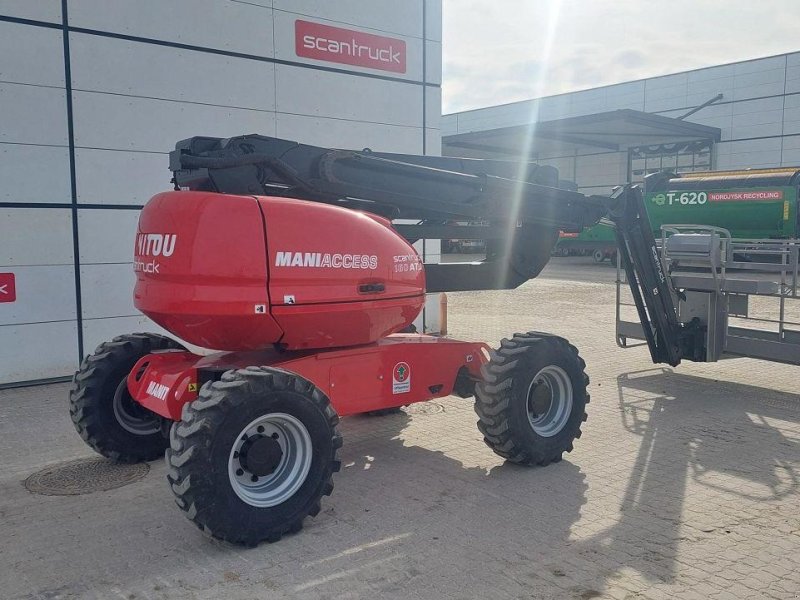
24,457,150,496
405,401,445,415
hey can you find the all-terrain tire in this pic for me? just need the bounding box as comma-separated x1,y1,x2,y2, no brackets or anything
69,332,185,463
166,366,342,546
474,332,589,466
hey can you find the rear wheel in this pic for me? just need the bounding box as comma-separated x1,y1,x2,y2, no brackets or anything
474,332,589,466
69,333,185,463
166,367,342,546
592,249,606,263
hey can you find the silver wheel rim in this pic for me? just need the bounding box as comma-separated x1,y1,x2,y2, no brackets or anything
112,379,160,435
228,413,313,508
526,365,573,437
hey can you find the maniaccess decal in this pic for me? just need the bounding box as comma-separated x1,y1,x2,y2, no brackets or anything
392,362,411,394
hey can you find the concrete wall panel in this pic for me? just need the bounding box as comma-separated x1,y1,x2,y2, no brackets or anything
425,86,441,128
425,129,442,156
716,138,782,169
0,321,78,384
0,144,71,204
69,33,275,111
782,135,800,165
275,65,421,127
80,263,136,320
782,94,800,137
275,113,422,153
0,0,61,24
0,265,76,325
75,149,167,205
425,40,442,85
273,0,423,39
78,209,140,264
68,0,275,57
786,53,800,94
0,209,74,266
0,21,64,87
72,91,277,152
644,73,688,113
0,83,67,146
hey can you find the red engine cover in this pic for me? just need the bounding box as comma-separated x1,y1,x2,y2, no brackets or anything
134,191,424,351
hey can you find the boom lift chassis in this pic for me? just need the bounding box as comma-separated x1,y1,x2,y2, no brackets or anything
69,135,709,545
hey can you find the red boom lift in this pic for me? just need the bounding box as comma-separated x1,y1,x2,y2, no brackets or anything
69,135,706,545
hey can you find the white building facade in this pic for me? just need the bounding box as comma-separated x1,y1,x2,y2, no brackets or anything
0,0,442,385
443,52,800,197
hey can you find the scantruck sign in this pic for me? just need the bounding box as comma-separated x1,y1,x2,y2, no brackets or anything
0,273,16,303
295,20,406,74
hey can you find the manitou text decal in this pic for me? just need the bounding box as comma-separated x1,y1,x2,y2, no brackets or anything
135,233,177,274
146,380,169,401
136,233,177,257
295,20,406,74
275,252,378,269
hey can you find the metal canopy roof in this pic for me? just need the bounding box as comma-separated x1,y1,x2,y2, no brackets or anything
443,109,722,157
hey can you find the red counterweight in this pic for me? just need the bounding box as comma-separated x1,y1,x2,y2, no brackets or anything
134,191,425,351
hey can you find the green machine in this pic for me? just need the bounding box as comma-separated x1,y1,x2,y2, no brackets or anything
556,167,800,261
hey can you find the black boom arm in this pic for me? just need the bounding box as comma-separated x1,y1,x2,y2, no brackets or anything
169,134,607,291
603,186,704,366
169,134,705,366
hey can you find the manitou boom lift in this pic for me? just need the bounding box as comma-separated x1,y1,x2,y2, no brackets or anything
70,134,706,546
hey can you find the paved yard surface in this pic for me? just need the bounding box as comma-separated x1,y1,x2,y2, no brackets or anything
2,258,799,600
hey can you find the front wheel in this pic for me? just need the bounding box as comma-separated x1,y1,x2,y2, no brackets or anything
474,333,589,466
166,367,342,546
69,333,185,463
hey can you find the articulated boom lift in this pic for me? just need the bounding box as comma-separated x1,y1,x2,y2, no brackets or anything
70,134,704,545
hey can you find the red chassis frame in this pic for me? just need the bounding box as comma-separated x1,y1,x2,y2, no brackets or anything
127,334,490,420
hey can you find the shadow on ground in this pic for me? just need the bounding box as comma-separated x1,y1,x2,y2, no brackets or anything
4,370,800,599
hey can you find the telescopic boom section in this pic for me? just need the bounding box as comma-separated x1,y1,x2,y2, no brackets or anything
170,134,607,291
170,134,606,227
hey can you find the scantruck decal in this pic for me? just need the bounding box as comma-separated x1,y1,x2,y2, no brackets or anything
295,20,406,74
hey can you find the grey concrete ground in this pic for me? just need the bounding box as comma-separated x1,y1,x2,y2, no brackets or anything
2,257,800,600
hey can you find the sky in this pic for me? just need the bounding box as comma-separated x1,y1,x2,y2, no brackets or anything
441,0,800,114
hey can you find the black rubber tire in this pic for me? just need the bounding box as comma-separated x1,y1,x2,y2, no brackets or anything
474,332,589,466
592,249,606,263
69,332,185,463
166,366,342,546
